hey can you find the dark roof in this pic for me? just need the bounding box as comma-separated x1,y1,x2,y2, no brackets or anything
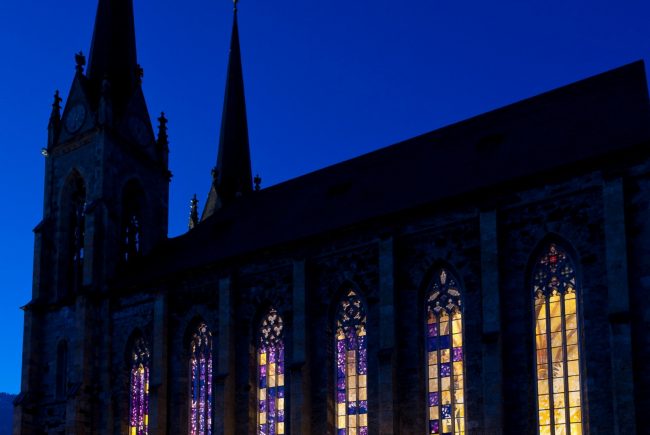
127,61,650,285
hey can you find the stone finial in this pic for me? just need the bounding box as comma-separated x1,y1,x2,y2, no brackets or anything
254,174,262,191
75,51,86,74
48,90,62,147
136,64,144,85
188,194,199,230
50,90,62,122
157,112,169,148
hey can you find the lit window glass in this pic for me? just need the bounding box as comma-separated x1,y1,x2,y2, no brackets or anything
336,290,368,435
258,308,285,435
426,269,465,435
190,322,213,435
533,243,583,435
129,337,150,435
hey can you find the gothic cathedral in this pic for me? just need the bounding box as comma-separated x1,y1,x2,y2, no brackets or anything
14,1,650,434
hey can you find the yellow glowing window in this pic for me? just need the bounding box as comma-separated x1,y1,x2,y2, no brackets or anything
335,290,368,435
533,243,584,435
426,269,466,435
257,308,285,435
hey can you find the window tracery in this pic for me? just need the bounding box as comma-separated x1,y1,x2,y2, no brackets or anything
335,290,368,435
129,337,150,435
533,243,583,435
257,308,285,435
426,269,465,435
190,322,213,435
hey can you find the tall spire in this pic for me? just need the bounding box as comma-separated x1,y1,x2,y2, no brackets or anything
203,5,253,218
86,0,138,107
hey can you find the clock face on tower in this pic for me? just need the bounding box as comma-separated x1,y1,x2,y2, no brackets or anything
65,104,86,133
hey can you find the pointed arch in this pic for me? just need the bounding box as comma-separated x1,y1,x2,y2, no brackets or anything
188,319,214,435
122,179,145,263
128,334,151,435
59,170,86,296
425,266,466,435
334,288,368,435
256,307,286,435
531,240,584,435
56,339,68,399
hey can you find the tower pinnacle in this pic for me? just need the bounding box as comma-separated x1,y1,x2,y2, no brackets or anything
202,5,253,218
86,0,138,108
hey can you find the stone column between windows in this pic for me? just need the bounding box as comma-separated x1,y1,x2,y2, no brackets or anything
150,294,169,432
217,276,235,435
480,209,503,434
290,258,311,434
378,236,395,434
66,297,92,432
603,177,636,433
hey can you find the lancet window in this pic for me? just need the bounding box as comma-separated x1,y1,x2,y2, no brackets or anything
257,308,285,435
533,243,584,435
190,322,213,435
426,269,466,435
335,290,368,435
62,174,85,294
122,181,143,263
129,337,150,435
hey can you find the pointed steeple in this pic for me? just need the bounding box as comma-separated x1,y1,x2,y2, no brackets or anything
86,0,138,108
203,5,253,218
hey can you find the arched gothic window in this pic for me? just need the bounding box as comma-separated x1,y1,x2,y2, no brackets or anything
533,243,583,435
190,322,213,435
56,340,68,399
257,308,285,435
426,269,465,435
335,290,368,435
129,337,150,435
62,174,85,295
122,181,144,263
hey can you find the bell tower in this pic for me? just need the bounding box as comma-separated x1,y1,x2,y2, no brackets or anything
15,0,169,432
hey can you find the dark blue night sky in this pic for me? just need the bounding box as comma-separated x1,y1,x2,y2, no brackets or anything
0,0,648,393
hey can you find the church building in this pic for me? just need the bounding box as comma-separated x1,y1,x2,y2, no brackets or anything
14,0,650,434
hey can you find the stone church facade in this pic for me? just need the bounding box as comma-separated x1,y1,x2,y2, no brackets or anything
14,1,650,434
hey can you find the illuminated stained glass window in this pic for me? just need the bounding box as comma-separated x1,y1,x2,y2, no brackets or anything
129,337,150,435
258,308,285,435
533,243,584,435
190,322,213,435
335,290,368,435
426,269,465,435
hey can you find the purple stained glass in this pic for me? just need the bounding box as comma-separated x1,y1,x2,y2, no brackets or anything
428,337,437,352
426,269,466,435
129,337,150,435
190,323,213,435
258,309,285,435
335,290,368,433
